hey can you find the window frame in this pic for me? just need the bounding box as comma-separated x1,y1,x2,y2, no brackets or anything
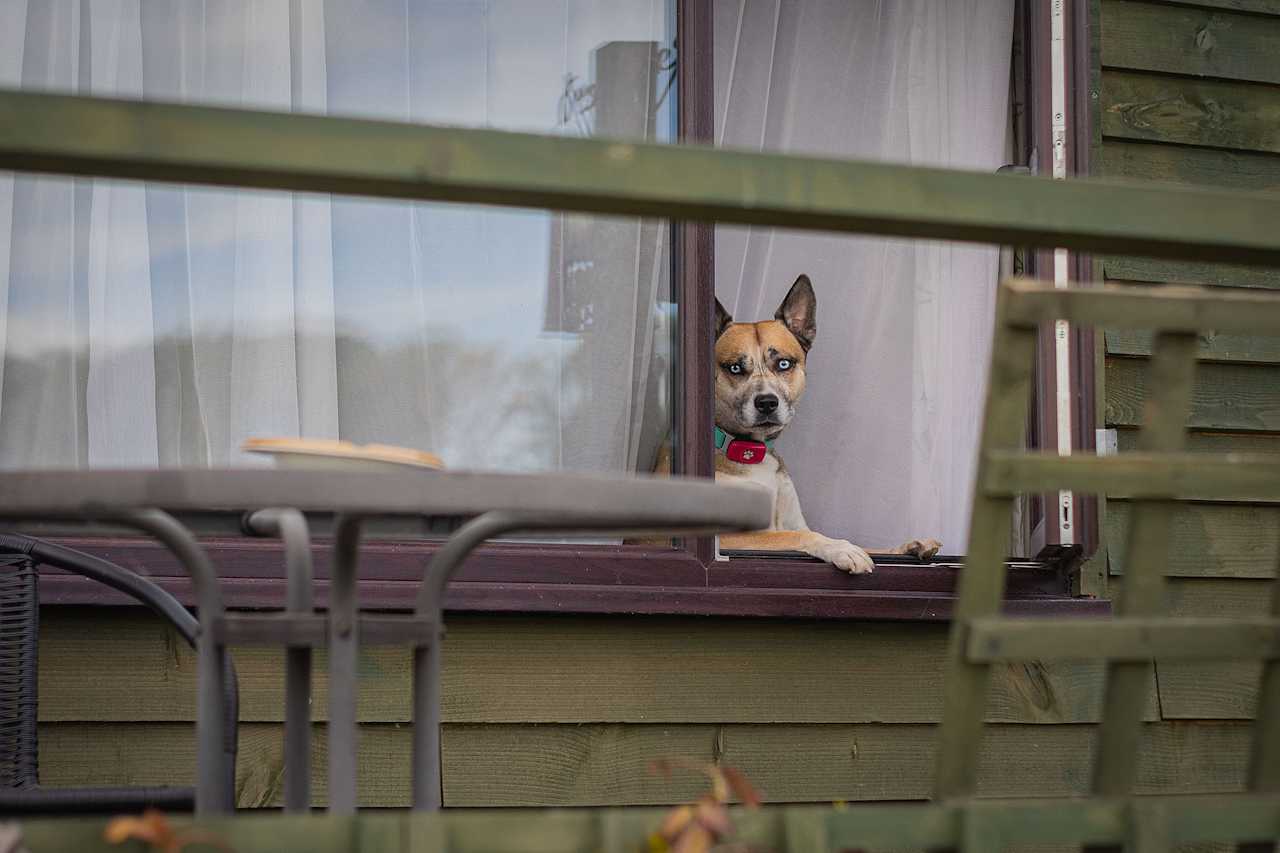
34,0,1105,620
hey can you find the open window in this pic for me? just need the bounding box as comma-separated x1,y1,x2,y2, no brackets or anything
0,0,1101,618
705,0,1099,591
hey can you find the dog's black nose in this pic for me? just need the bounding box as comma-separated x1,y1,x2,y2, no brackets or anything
754,394,779,414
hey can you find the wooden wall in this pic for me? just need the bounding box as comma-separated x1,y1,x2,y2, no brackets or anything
29,0,1276,812
1097,0,1280,736
37,606,1255,809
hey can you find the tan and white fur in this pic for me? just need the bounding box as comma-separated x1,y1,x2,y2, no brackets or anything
659,275,940,574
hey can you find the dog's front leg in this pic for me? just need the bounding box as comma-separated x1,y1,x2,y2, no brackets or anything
719,530,875,575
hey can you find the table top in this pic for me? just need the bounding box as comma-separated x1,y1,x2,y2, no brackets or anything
0,468,772,536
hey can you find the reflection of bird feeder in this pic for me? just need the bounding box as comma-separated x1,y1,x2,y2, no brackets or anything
543,41,666,335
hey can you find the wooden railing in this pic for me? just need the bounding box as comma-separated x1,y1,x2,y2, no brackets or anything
3,89,1279,849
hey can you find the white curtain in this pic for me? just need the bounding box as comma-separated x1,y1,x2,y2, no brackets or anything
0,0,672,474
715,0,1014,551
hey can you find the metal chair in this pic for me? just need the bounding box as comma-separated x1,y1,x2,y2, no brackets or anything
0,534,239,815
931,277,1280,850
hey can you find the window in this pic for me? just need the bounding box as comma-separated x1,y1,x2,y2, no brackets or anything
713,0,1016,553
0,0,676,477
5,0,1101,618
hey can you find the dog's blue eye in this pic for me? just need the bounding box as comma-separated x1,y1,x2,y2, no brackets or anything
727,364,743,375
777,359,792,371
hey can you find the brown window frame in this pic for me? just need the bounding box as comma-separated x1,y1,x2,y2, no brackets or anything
36,0,1105,621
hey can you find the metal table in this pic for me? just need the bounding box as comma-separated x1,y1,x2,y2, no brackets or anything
0,469,770,815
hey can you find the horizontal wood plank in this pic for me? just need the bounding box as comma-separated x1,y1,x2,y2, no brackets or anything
1106,500,1280,577
34,720,1253,808
967,616,1280,662
3,90,1280,264
1158,0,1280,16
1157,577,1274,720
35,608,1149,725
1105,327,1280,364
1106,358,1280,432
1097,142,1280,292
1102,70,1280,154
1104,256,1280,292
1098,139,1280,191
1116,429,1280,455
1102,0,1280,85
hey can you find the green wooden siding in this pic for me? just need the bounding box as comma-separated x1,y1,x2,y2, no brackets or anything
1097,0,1280,798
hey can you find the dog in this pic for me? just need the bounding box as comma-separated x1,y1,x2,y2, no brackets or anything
655,275,940,574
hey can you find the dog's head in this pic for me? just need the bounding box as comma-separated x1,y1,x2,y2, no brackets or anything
713,275,817,443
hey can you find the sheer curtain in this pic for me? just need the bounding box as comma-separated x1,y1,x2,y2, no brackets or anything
715,0,1014,551
0,0,672,474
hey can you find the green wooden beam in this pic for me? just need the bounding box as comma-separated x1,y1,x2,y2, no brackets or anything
13,796,1280,851
981,451,1280,502
1000,277,1280,334
3,89,1280,264
967,616,1280,663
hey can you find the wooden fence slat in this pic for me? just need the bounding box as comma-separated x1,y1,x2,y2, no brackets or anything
934,292,1039,798
15,795,1280,852
983,451,1280,502
3,90,1280,264
1000,278,1280,335
1093,332,1200,799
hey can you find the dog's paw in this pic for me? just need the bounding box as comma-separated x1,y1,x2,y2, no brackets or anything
895,538,942,560
814,538,874,575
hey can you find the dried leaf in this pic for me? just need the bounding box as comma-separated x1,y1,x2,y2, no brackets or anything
719,767,761,807
103,810,231,853
104,811,174,848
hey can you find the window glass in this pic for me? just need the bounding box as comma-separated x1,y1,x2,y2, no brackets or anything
713,0,1015,552
0,0,676,476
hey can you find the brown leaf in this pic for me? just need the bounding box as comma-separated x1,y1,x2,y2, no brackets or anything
103,810,232,853
719,767,762,807
104,811,175,849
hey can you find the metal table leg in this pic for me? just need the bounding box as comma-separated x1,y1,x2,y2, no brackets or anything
104,508,232,815
328,515,363,815
245,508,314,814
411,511,526,811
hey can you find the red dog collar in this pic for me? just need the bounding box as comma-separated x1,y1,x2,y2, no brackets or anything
714,426,773,465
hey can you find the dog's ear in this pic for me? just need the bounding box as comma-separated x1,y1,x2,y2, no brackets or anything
714,298,734,340
775,274,817,351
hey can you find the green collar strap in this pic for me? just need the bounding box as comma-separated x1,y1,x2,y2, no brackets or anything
714,426,774,462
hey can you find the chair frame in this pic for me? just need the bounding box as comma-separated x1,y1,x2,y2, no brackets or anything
0,534,239,815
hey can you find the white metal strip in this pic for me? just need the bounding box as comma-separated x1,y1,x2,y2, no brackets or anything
1051,0,1074,544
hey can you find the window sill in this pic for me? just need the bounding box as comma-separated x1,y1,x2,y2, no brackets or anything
33,537,1109,621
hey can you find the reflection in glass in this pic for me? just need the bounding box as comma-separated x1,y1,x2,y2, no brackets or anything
0,0,675,474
